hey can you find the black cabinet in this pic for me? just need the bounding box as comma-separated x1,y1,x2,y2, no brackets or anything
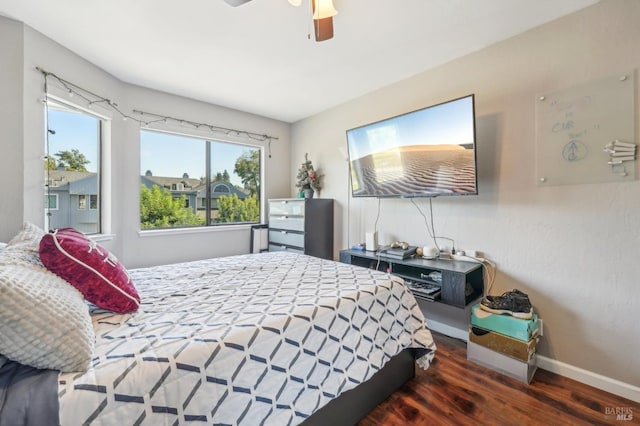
339,249,483,308
268,198,334,260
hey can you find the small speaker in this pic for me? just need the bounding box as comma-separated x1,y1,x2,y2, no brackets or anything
423,246,438,259
365,231,378,251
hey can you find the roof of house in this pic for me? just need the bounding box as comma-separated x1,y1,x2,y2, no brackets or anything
46,169,95,187
142,175,202,190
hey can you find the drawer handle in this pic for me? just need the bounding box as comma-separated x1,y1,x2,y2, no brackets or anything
281,215,288,219
281,231,287,234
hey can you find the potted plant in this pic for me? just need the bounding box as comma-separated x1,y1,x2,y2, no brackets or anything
295,153,321,198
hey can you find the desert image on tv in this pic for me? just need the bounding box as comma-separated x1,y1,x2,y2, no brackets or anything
350,144,476,196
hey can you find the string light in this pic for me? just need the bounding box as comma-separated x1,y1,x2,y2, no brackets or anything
36,66,279,146
130,109,277,143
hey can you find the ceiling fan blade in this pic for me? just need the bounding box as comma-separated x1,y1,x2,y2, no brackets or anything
223,0,253,6
314,17,334,41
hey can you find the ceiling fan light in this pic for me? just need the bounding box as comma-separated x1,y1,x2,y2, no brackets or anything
313,16,334,41
312,0,338,19
288,0,302,6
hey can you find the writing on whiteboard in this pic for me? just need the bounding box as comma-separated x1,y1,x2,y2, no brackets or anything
550,96,593,162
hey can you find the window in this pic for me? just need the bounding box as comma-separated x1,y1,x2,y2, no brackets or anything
45,102,103,234
213,184,230,193
140,130,261,230
44,194,58,210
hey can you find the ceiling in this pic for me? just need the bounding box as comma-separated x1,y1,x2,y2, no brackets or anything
0,0,598,123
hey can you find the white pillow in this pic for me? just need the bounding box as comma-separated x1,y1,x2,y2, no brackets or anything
0,223,95,372
0,222,46,267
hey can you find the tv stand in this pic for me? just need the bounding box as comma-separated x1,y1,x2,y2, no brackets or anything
339,249,484,308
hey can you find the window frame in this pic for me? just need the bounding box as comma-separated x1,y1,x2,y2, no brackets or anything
139,128,265,232
45,194,59,211
44,93,112,236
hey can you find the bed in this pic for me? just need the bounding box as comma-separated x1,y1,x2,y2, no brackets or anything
0,225,436,425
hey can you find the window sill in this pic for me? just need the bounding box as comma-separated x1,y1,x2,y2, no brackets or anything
138,224,254,238
88,233,115,242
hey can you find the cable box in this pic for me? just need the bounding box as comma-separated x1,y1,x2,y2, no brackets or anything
378,246,417,259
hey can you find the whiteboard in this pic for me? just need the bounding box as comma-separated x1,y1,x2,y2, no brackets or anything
535,72,635,186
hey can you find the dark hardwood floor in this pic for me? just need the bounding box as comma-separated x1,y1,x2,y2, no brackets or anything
359,332,639,425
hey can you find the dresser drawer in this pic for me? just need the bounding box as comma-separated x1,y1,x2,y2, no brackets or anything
268,199,305,217
269,229,304,248
269,216,304,232
267,197,333,260
269,244,304,254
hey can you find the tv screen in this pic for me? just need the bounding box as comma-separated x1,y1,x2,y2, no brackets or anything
346,94,477,198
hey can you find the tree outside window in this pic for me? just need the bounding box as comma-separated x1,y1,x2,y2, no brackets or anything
140,130,262,230
45,103,102,234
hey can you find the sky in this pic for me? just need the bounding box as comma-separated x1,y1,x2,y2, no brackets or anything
47,109,99,172
47,108,255,186
346,95,475,161
140,131,255,186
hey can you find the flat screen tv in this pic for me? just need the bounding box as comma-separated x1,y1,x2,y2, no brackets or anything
346,94,477,198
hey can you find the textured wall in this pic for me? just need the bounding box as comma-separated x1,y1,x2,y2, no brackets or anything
292,0,640,389
0,17,24,242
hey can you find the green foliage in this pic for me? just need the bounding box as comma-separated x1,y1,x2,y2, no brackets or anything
140,184,204,229
44,156,57,170
216,194,259,223
234,150,260,197
214,170,231,182
55,149,90,172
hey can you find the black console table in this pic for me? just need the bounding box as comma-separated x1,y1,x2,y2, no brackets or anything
339,249,484,308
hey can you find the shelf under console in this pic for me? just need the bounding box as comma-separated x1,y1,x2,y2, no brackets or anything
339,249,484,308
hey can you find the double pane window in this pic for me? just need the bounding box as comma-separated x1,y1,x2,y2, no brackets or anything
140,130,261,230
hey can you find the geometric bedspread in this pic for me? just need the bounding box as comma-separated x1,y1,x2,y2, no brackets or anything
58,252,436,425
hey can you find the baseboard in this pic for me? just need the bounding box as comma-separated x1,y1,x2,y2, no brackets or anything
536,355,640,403
426,319,468,342
428,321,640,403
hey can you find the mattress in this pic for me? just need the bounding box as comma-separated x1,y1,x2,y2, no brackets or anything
57,252,436,425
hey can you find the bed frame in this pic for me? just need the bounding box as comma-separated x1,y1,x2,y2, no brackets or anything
303,348,416,425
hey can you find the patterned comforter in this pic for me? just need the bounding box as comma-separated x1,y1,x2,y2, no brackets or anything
58,252,436,425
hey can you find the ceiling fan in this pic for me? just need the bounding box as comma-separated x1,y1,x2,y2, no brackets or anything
223,0,338,42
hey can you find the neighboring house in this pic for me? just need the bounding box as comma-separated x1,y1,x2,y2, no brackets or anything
48,170,249,231
140,171,200,214
194,180,249,222
140,171,248,222
45,169,99,234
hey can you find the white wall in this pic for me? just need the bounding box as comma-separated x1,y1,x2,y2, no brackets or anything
2,15,292,268
0,17,24,242
119,85,291,267
291,0,640,393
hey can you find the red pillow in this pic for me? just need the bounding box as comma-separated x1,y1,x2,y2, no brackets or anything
39,228,140,313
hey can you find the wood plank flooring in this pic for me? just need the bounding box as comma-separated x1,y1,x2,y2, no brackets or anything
359,332,639,425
